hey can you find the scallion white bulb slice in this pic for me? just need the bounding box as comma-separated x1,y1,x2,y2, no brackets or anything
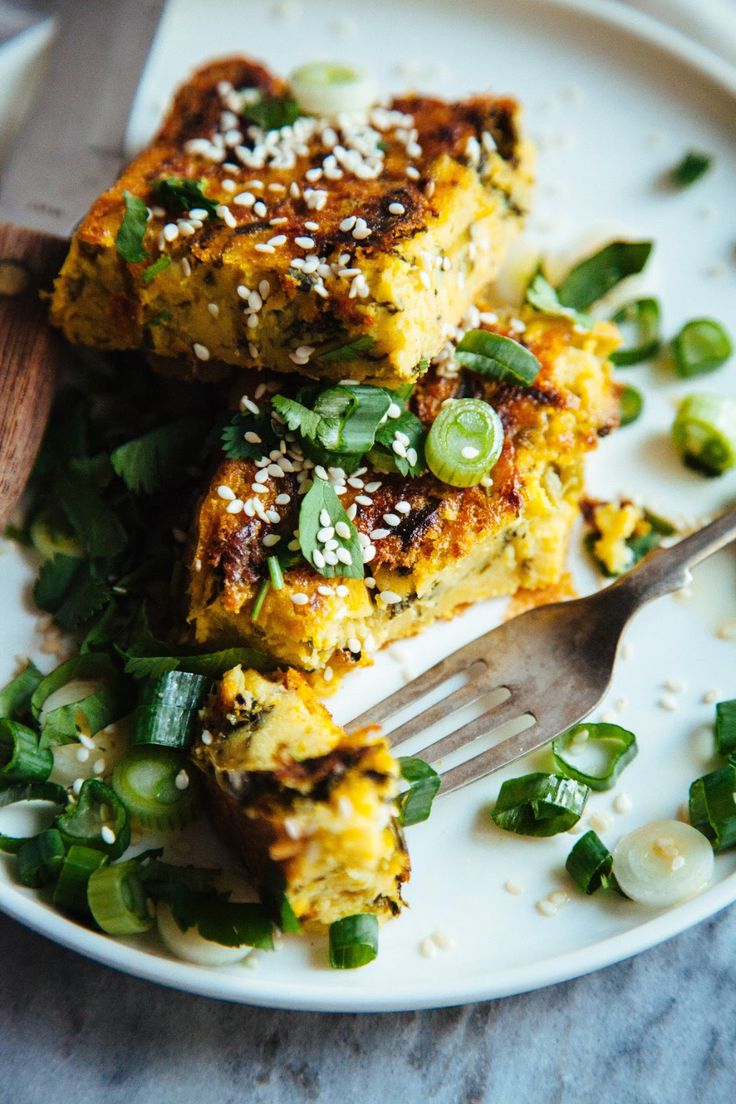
157,903,252,967
612,819,713,907
289,62,376,117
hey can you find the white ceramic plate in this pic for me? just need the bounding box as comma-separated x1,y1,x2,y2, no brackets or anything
1,0,735,1012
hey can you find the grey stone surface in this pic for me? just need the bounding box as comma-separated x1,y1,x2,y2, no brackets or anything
1,904,734,1104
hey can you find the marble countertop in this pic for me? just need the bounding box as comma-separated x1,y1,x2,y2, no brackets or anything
1,904,734,1104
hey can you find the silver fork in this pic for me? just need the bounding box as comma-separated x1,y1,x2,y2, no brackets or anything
349,507,736,793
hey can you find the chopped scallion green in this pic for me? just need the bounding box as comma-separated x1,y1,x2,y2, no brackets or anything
87,860,154,935
715,699,736,757
619,385,643,427
0,719,53,782
132,671,209,749
689,765,736,852
672,318,732,377
56,779,130,859
53,844,108,917
424,399,504,487
397,757,441,826
112,746,199,831
16,829,67,888
566,830,616,894
556,241,653,311
455,330,541,386
553,722,637,791
611,298,661,366
668,151,712,188
672,392,736,476
329,913,379,969
491,772,590,836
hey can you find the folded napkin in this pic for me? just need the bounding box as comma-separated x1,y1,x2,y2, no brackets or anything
619,0,736,69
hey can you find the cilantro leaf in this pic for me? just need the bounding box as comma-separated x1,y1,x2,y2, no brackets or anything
51,565,112,631
271,396,322,442
152,177,219,218
56,467,127,560
374,408,426,477
110,419,205,495
141,255,172,284
115,191,149,263
319,336,376,362
557,241,653,311
221,412,277,460
298,479,364,580
242,94,299,131
119,642,274,680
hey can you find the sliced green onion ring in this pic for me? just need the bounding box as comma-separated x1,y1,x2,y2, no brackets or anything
672,392,736,476
53,844,108,917
87,860,154,935
0,719,53,782
0,660,43,720
672,318,733,378
425,399,504,487
689,765,736,852
455,330,541,386
715,699,736,757
289,61,376,117
552,722,637,791
611,298,661,366
566,830,616,894
329,913,379,969
0,780,67,809
132,671,209,749
619,385,643,427
16,828,67,888
112,746,199,831
397,757,441,826
56,778,130,858
491,772,590,836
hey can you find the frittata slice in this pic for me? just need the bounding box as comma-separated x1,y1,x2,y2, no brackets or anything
50,56,533,386
191,666,409,926
186,305,621,685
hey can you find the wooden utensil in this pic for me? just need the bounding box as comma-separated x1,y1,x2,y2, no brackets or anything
0,0,165,527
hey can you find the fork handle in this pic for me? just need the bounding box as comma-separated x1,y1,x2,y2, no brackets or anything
610,504,736,606
0,222,68,528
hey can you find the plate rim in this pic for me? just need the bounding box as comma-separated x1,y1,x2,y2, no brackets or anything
2,0,736,1012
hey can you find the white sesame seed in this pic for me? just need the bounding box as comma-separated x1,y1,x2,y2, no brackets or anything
388,202,405,215
613,792,632,814
275,493,291,506
589,811,613,833
225,499,244,514
395,500,411,514
664,677,687,693
221,179,237,193
217,485,236,501
263,534,281,547
72,778,84,795
387,403,402,419
175,770,190,791
241,396,260,415
406,165,420,180
251,483,269,495
356,495,373,506
383,513,400,527
101,826,116,845
193,342,210,361
304,221,319,231
200,730,213,746
267,234,287,247
504,880,523,896
658,694,680,712
335,521,351,540
255,243,275,254
336,585,350,598
323,667,334,682
406,447,418,466
536,899,557,918
703,689,721,704
253,201,268,217
269,217,288,226
291,593,309,606
295,236,315,249
323,550,339,565
244,431,262,444
392,440,407,458
78,733,96,750
340,215,357,232
317,585,333,597
233,191,256,207
75,747,89,763
370,528,390,540
346,503,357,520
92,758,106,776
348,637,362,654
312,549,326,568
419,937,437,959
379,590,402,605
163,222,179,242
337,548,353,565
461,446,480,460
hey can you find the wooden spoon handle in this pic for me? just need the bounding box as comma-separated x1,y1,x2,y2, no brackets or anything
0,221,68,528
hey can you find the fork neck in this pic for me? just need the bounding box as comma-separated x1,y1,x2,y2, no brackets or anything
608,505,736,607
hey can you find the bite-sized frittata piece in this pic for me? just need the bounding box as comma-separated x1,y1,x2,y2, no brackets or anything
191,666,409,926
186,304,621,685
50,56,533,386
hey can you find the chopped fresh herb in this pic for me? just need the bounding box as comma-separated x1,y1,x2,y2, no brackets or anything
552,722,637,791
397,757,441,826
145,309,173,328
111,419,206,495
566,830,616,894
141,255,172,284
251,579,270,623
152,177,219,218
689,764,736,852
298,479,364,580
16,829,66,888
242,93,300,131
115,191,149,263
672,392,736,477
56,465,127,560
619,384,643,427
715,699,736,757
119,642,273,680
271,396,323,442
0,719,53,783
221,411,277,461
319,336,376,362
557,241,653,311
611,298,661,366
56,779,130,858
671,318,733,378
0,661,43,721
329,913,379,969
585,504,676,577
373,407,426,477
525,271,590,327
667,151,712,189
87,861,154,935
455,330,541,386
491,772,590,836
